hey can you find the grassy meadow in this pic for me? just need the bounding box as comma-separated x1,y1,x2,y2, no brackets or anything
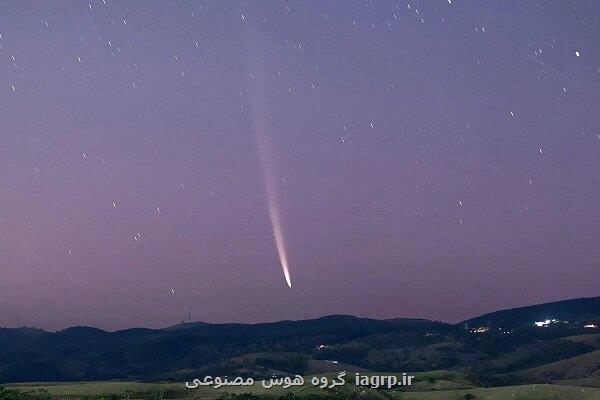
5,371,600,400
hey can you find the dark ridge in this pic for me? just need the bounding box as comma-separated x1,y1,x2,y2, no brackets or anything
460,296,600,329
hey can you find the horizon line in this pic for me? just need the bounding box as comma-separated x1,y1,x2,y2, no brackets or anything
2,294,597,333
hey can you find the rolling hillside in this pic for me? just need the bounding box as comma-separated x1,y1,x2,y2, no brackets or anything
1,297,599,386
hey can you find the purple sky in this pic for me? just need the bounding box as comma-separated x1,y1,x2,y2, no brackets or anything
1,1,600,331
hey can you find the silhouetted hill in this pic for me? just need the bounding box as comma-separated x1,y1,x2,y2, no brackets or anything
461,296,600,329
165,322,210,330
1,297,599,384
0,316,444,383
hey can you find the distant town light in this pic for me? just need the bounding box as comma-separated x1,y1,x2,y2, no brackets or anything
584,324,597,329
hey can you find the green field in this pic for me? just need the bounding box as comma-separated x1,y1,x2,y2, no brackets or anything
5,372,600,400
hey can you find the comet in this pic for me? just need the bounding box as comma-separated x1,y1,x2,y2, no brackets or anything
257,134,293,288
245,36,293,288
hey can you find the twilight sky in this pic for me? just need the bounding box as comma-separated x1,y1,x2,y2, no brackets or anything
1,1,600,331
